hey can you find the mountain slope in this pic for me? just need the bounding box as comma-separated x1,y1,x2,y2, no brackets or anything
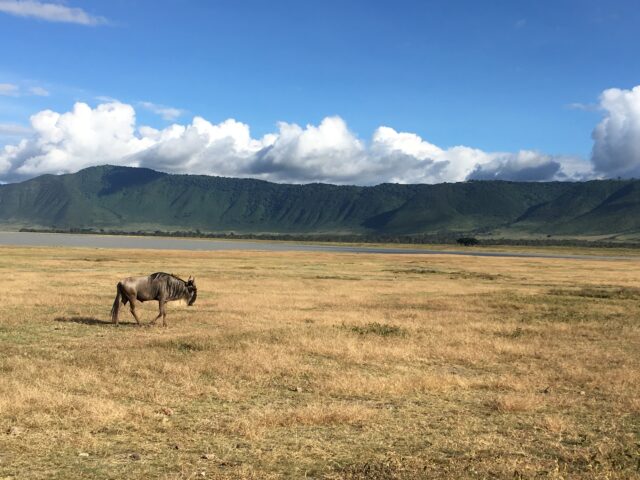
1,165,639,236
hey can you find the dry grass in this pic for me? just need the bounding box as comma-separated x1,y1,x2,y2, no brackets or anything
0,245,639,479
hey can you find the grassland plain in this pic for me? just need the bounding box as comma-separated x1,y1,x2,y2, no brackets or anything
0,246,638,479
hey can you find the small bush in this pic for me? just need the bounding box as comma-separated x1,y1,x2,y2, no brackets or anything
456,237,480,246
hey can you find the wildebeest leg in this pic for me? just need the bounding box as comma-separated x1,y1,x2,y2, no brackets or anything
161,300,167,327
129,299,142,326
150,298,165,326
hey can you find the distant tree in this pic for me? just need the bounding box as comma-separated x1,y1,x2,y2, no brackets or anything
456,237,479,246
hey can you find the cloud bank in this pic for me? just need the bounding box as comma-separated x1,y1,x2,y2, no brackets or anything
6,83,640,185
0,101,581,184
0,0,106,25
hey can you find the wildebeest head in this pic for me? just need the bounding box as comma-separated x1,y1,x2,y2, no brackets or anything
186,276,197,306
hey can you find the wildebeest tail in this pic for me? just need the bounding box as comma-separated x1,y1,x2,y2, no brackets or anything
111,282,122,323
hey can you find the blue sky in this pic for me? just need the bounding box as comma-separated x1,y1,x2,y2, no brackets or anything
1,0,640,184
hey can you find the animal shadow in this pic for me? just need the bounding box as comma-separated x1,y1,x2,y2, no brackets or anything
54,316,138,327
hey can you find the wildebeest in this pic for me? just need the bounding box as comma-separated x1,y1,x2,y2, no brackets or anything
110,272,197,326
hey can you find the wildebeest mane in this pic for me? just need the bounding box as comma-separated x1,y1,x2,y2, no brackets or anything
150,272,189,301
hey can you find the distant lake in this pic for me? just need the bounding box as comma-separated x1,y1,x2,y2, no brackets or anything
0,231,446,254
0,231,634,261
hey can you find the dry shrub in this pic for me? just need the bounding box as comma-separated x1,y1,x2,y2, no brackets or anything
538,414,572,434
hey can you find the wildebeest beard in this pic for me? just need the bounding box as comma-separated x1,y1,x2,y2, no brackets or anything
188,286,197,305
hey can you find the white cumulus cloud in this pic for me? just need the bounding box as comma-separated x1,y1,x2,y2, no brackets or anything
134,116,267,177
251,117,369,183
468,151,562,181
0,0,107,25
0,102,151,179
370,127,570,183
591,85,640,178
0,101,582,184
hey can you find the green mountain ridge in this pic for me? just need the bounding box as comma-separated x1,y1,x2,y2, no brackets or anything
0,165,639,237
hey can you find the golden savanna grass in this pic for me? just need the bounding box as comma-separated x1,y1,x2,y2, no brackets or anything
0,245,638,479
